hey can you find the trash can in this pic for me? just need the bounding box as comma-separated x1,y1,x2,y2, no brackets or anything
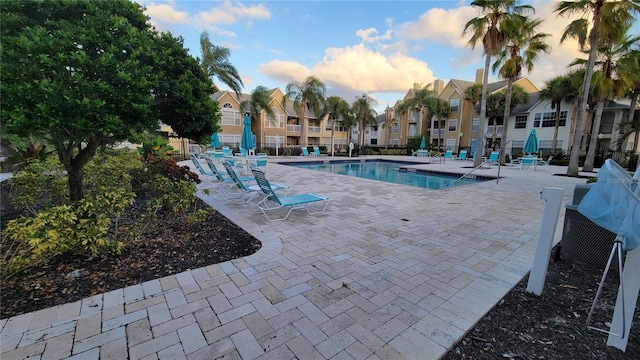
558,183,617,268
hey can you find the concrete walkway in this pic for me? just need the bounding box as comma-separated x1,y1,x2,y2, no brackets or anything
1,156,590,359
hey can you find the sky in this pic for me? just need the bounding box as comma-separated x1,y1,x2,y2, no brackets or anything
138,0,639,114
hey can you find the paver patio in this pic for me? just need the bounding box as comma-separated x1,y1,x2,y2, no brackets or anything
1,156,589,359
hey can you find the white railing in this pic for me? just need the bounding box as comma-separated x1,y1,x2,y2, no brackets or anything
308,126,321,133
287,124,301,133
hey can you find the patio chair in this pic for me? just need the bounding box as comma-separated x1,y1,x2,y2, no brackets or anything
222,161,287,205
313,146,328,157
251,153,268,173
416,150,429,157
444,150,453,159
301,147,311,157
251,168,330,221
204,157,254,192
507,154,520,168
455,150,467,160
222,146,232,156
190,154,215,177
485,151,499,166
537,156,553,167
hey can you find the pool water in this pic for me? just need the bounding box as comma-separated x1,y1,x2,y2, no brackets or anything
286,160,487,190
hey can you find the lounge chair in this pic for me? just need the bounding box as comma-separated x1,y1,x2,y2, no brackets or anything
251,168,329,221
416,150,429,157
313,146,328,157
204,157,254,192
455,150,467,160
222,146,232,157
537,156,553,167
222,161,288,205
520,156,537,170
251,153,268,173
485,151,499,166
190,154,215,177
301,148,311,157
444,150,453,159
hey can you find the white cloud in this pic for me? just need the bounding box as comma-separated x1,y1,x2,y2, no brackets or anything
194,1,270,25
261,44,435,94
396,6,477,48
356,28,393,43
144,3,189,24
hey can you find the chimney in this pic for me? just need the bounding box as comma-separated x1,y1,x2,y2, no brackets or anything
475,69,484,84
433,79,444,95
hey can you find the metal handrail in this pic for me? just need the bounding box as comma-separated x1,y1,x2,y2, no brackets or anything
449,160,500,187
429,152,444,164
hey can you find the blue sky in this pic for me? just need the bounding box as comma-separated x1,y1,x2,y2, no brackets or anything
139,0,639,114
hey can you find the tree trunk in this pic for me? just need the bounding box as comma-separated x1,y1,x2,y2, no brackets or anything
568,98,580,153
567,0,603,176
300,104,307,147
582,108,593,151
475,54,491,167
330,118,335,156
583,100,605,172
551,105,561,153
621,91,638,151
499,80,514,165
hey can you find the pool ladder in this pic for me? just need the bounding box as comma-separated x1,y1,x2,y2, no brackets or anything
449,160,501,187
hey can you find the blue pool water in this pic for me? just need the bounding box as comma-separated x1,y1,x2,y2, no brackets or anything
285,160,490,190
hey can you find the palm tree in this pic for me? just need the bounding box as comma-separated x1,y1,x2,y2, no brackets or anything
284,76,326,147
424,97,450,151
539,75,574,152
581,31,637,171
396,83,437,137
241,86,277,148
483,86,528,151
615,45,640,155
492,16,550,164
199,31,243,95
463,0,534,166
555,0,640,176
321,96,352,156
352,93,378,148
241,86,276,122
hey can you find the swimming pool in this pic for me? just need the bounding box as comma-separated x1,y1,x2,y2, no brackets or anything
284,160,491,190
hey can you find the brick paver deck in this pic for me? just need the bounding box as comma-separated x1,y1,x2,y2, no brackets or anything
1,156,589,359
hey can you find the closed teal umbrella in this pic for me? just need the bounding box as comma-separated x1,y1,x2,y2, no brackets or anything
210,132,221,149
241,114,253,152
420,136,426,150
523,129,538,155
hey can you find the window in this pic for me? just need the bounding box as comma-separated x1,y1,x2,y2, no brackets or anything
408,124,417,137
392,123,400,134
448,119,457,132
534,111,568,127
450,99,460,112
446,138,456,150
370,139,378,145
222,102,233,109
515,115,527,129
472,118,480,132
264,136,284,147
265,111,284,128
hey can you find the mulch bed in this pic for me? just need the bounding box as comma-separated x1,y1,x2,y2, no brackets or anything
1,180,639,359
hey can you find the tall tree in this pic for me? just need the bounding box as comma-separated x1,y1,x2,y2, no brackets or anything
352,94,378,147
482,86,528,151
396,83,437,137
581,31,637,171
463,0,534,166
556,0,640,176
241,85,277,127
199,31,243,95
284,76,326,147
493,16,550,164
615,44,640,155
539,75,574,153
1,0,218,202
424,97,450,151
321,96,352,156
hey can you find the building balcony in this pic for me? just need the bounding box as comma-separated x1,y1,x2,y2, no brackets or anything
308,126,321,134
486,125,503,136
287,124,301,133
